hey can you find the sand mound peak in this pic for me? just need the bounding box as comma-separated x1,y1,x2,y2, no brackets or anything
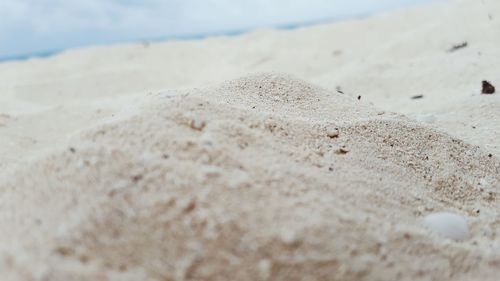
218,73,323,102
205,73,377,123
1,74,500,280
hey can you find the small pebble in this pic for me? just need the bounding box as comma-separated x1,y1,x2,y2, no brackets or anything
423,212,469,241
190,117,206,131
335,145,349,155
326,126,339,138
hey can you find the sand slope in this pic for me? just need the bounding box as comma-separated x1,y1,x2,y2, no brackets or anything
1,74,500,280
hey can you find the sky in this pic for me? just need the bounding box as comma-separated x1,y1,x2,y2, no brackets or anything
0,0,433,60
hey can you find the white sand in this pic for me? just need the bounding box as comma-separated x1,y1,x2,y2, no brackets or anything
1,0,500,280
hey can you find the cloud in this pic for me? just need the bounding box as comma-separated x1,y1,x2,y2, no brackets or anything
0,0,432,58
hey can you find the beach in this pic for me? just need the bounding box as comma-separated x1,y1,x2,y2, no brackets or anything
0,0,499,280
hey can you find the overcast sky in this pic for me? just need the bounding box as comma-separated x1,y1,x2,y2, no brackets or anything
0,0,432,59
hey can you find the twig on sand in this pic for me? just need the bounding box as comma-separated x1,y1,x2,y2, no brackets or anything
447,42,468,52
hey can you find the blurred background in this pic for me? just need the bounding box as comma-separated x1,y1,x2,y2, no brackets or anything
0,0,433,61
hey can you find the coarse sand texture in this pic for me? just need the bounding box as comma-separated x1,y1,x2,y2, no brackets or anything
1,74,500,280
0,0,500,280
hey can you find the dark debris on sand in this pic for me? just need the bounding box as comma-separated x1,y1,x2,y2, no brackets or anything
482,80,496,94
448,42,468,52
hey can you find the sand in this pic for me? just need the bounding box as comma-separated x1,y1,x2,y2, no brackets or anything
0,0,499,280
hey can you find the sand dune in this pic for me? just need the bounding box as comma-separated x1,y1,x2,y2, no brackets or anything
1,0,500,280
